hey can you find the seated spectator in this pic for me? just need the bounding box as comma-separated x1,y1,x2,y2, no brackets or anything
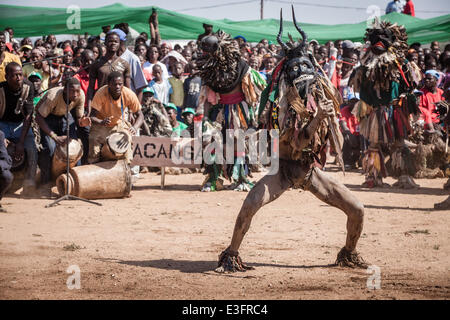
140,87,172,137
0,129,13,212
28,72,45,105
0,62,37,196
165,103,187,137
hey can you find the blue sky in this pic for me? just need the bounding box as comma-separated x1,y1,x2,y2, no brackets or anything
2,0,449,24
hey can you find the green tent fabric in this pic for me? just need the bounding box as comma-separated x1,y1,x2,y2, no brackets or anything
0,3,449,44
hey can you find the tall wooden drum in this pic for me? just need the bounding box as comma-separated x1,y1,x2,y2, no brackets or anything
52,138,83,179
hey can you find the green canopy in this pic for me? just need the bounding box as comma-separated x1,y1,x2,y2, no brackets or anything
1,3,449,44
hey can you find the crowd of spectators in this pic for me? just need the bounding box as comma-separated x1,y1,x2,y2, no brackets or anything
0,9,449,206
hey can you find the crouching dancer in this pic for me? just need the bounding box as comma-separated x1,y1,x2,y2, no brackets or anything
215,8,367,272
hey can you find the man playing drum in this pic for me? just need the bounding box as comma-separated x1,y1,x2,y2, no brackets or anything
88,71,143,164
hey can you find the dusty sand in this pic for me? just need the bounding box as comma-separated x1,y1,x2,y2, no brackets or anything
0,165,449,300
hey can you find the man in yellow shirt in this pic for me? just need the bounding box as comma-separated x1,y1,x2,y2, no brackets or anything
0,32,21,82
22,48,51,91
89,71,143,164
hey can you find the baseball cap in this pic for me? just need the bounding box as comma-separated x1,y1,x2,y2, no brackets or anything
143,87,155,94
182,108,195,115
165,103,178,112
28,71,43,81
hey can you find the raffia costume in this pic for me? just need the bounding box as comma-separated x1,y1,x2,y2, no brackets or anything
215,8,366,273
350,21,421,188
197,31,266,191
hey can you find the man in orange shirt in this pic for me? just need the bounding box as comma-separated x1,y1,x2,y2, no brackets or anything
88,71,143,164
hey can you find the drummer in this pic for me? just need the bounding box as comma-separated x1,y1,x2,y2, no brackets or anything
35,77,90,196
88,71,143,164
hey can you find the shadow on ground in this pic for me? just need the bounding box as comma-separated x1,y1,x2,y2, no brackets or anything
96,257,337,274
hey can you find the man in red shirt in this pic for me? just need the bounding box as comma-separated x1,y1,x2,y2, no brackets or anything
73,49,97,164
419,70,443,130
403,0,415,17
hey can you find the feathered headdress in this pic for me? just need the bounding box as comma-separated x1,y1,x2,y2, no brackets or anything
197,30,248,94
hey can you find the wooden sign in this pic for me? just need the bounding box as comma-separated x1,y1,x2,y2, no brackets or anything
131,136,201,168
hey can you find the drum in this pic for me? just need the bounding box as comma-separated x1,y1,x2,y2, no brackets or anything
101,131,131,161
56,159,131,199
52,138,83,179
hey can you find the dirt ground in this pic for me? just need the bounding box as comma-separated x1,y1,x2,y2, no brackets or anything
0,164,449,300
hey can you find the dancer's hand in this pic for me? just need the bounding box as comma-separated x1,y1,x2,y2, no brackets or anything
318,99,334,119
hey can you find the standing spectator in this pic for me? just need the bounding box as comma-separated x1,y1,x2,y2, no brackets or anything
46,35,58,50
0,32,21,82
99,25,111,41
169,62,185,112
87,31,131,117
183,61,202,111
135,44,147,60
0,62,37,196
197,23,213,43
22,48,51,91
148,64,172,105
74,49,97,164
4,28,19,46
19,45,32,64
144,45,169,80
160,42,172,60
386,0,402,14
403,0,415,16
339,95,362,169
113,28,148,102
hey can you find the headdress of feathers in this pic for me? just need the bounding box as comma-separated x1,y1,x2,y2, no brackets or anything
197,30,249,94
354,19,409,94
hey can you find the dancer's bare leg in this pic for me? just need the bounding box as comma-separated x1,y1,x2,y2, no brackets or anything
305,168,367,268
215,170,291,272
